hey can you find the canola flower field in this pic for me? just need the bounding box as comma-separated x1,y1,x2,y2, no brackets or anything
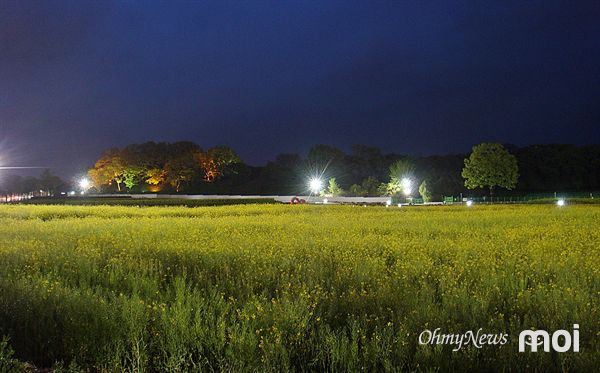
0,204,598,371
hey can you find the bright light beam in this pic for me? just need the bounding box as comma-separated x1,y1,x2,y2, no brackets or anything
401,178,412,196
309,177,323,194
79,178,91,190
0,167,46,170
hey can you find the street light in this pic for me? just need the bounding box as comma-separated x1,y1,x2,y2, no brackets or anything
401,178,412,196
557,199,565,207
79,178,90,191
309,177,323,194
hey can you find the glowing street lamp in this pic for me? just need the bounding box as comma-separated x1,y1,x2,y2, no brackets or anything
557,199,565,207
466,200,473,207
79,178,90,191
401,178,412,196
309,177,323,194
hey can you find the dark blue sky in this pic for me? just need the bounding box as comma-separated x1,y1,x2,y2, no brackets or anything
1,0,599,177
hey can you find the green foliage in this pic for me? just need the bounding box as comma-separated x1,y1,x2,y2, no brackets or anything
418,180,431,202
388,159,415,180
196,146,242,182
462,143,519,194
122,167,145,190
0,204,598,370
145,168,167,186
321,178,344,197
348,177,380,197
0,337,25,373
378,177,401,196
378,160,416,196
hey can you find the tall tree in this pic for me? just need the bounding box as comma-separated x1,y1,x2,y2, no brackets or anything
389,159,415,181
39,169,63,195
196,146,241,182
462,143,519,198
321,178,344,197
88,149,126,191
163,142,201,192
419,180,432,202
378,159,415,196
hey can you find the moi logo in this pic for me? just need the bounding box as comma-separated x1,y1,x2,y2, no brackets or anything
519,324,579,352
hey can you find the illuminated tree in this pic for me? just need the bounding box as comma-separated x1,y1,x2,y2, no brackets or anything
419,180,432,202
196,146,241,182
378,177,401,196
321,177,344,197
389,159,415,181
145,168,167,186
462,143,519,198
88,149,126,191
377,159,416,196
122,167,145,190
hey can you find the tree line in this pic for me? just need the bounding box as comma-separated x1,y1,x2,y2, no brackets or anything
1,142,598,199
87,142,241,193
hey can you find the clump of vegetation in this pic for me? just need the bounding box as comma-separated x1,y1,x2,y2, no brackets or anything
0,337,26,373
418,180,432,202
462,143,519,198
0,204,598,371
321,178,344,197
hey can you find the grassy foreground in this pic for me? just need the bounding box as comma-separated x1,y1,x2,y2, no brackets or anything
0,204,598,371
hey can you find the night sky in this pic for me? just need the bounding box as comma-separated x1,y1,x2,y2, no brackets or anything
1,1,599,177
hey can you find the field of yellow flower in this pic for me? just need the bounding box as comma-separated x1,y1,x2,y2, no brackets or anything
0,204,598,371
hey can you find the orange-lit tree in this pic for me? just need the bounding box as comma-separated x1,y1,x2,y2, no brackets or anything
88,149,126,191
195,146,241,182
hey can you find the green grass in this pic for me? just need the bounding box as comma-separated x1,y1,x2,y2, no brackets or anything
0,204,598,371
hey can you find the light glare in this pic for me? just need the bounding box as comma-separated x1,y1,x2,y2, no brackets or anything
79,178,90,190
309,177,323,193
401,178,412,195
557,199,565,207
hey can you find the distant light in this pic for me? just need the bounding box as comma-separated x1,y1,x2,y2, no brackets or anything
397,203,402,208
79,178,90,190
557,199,565,207
309,177,323,194
466,200,473,207
80,191,85,195
68,191,76,196
401,178,412,196
323,198,328,204
386,199,392,206
60,192,66,195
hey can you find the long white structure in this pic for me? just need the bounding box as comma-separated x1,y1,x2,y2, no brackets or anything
87,194,392,204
